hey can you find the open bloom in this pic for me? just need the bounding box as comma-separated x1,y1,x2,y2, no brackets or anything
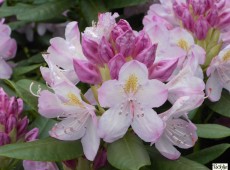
98,60,168,143
38,81,100,161
155,95,204,160
0,20,17,79
206,45,230,101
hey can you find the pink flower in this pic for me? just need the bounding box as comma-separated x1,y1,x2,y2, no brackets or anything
155,95,204,160
98,60,168,143
0,20,17,79
206,45,230,101
38,81,100,161
23,161,59,170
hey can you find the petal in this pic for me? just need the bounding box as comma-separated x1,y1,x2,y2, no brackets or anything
23,161,58,170
98,80,124,108
0,58,12,79
119,60,148,85
65,22,81,45
131,108,164,143
165,118,198,149
155,135,181,160
98,106,132,143
136,79,168,108
38,90,64,118
206,71,223,102
81,118,100,161
108,53,126,79
50,116,88,140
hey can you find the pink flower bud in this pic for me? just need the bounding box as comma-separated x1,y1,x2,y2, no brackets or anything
191,0,208,15
182,9,195,31
206,7,219,26
17,98,23,115
132,31,152,58
7,97,18,116
25,128,39,142
17,117,29,138
149,58,179,82
134,44,157,68
6,115,17,133
93,148,108,170
98,36,114,63
0,88,8,114
111,19,132,41
73,59,102,84
82,36,102,65
215,0,226,10
0,132,10,146
108,53,126,79
218,9,230,30
194,17,210,39
115,30,136,57
173,2,187,19
63,160,77,170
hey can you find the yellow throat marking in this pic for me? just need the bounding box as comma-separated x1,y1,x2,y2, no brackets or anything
64,93,84,107
223,50,230,61
177,39,189,51
124,74,138,93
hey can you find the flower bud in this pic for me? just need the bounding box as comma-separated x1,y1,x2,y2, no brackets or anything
206,7,219,26
108,53,126,79
25,128,39,142
194,16,210,39
0,132,10,146
182,9,195,31
111,19,132,41
73,59,102,84
6,114,17,134
191,0,207,15
98,36,114,63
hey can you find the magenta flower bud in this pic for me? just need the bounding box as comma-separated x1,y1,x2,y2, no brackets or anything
6,115,17,133
73,59,102,84
82,36,102,65
173,2,187,19
182,9,195,31
63,160,77,170
191,0,207,15
206,7,219,26
0,132,10,146
7,97,18,116
98,36,114,63
0,89,8,114
17,98,23,115
17,117,29,138
194,16,210,39
149,58,179,82
134,44,157,68
93,148,108,170
25,128,39,142
132,31,152,58
111,19,132,41
215,0,226,10
115,30,136,57
218,10,230,29
108,53,126,79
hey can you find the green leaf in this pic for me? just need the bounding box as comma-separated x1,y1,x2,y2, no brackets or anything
186,144,230,164
107,133,150,170
146,147,209,170
79,0,107,25
0,4,33,18
17,0,75,22
29,116,57,139
13,64,41,76
105,0,149,9
0,137,83,161
208,90,230,118
196,124,230,139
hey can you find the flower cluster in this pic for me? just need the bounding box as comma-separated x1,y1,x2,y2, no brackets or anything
0,20,17,79
37,11,207,161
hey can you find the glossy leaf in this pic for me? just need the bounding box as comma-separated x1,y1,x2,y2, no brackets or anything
105,0,149,9
0,137,83,161
208,90,230,118
107,133,151,170
186,144,230,164
13,64,41,76
146,147,209,170
196,124,230,139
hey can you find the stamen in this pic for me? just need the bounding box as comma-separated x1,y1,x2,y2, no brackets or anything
177,39,189,51
223,50,230,61
123,74,138,93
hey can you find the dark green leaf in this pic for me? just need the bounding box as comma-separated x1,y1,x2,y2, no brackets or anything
208,90,230,118
196,124,230,139
13,64,41,76
105,0,149,9
146,147,209,170
107,133,150,170
186,144,230,164
0,137,83,161
0,4,33,18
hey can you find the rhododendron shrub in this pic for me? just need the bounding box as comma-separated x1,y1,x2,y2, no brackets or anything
0,0,229,170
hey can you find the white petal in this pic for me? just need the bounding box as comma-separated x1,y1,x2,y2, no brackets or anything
81,118,100,161
118,60,148,85
155,135,181,160
98,80,124,108
50,116,88,140
98,106,132,143
0,58,12,79
131,108,164,143
136,79,168,108
206,71,223,102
